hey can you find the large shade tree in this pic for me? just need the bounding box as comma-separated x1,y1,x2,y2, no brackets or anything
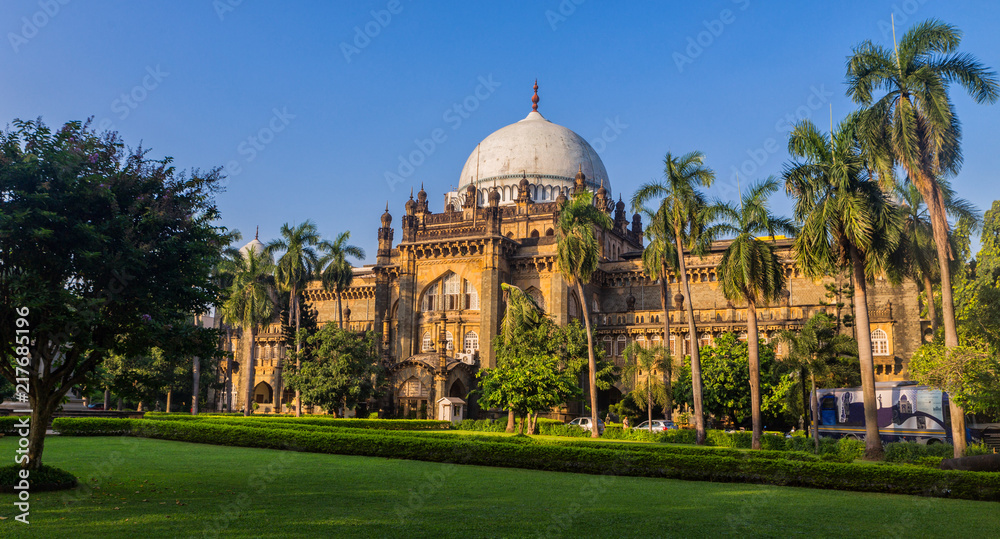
0,119,225,469
784,113,905,460
220,245,277,416
632,150,720,445
847,18,998,456
555,191,612,438
267,221,320,416
716,177,796,449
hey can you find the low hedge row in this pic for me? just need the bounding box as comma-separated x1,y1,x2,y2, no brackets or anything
0,417,28,435
51,417,1000,502
144,414,451,430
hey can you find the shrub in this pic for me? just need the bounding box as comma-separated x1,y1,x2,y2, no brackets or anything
884,442,956,464
914,456,945,468
965,443,993,457
0,416,27,435
836,438,864,462
0,464,77,493
785,436,813,453
761,434,787,452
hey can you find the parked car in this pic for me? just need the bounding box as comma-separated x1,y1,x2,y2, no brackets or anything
567,417,605,434
633,419,678,432
86,403,105,410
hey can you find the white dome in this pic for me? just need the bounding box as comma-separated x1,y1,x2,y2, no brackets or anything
458,110,610,203
239,237,265,258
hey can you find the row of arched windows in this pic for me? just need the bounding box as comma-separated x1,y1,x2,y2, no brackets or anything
477,184,571,205
422,273,479,312
421,330,480,354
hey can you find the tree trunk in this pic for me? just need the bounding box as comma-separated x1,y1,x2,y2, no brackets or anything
576,281,601,438
244,326,257,417
295,294,302,418
338,291,344,330
849,245,883,460
103,388,110,411
518,413,526,435
675,235,705,445
647,389,653,431
165,389,172,413
800,367,808,435
660,262,673,420
506,409,515,433
950,398,967,458
191,356,200,415
25,398,57,470
922,272,938,337
811,373,820,454
224,327,234,412
117,397,123,411
275,287,293,417
747,300,762,450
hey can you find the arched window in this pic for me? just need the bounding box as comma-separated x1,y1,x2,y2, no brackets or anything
700,333,712,349
421,332,433,352
636,335,647,348
615,335,628,357
871,329,889,356
464,280,479,310
531,229,539,238
400,377,427,398
669,335,676,355
443,273,461,310
602,336,613,358
446,331,454,351
545,228,554,236
652,335,663,350
526,287,545,313
422,282,438,311
464,331,479,352
569,294,580,318
253,382,273,404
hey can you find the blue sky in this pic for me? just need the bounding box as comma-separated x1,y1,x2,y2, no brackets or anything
4,0,999,262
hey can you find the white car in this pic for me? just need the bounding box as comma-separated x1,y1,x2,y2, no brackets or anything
567,417,605,434
633,419,678,432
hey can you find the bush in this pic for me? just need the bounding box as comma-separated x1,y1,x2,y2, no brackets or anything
964,443,992,457
761,434,787,451
50,417,1000,502
0,464,77,493
0,416,27,435
884,442,955,464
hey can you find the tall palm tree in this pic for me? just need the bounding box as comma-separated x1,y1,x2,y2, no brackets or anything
556,191,613,438
847,20,996,454
896,182,980,335
640,205,678,420
220,246,277,417
632,151,720,445
210,230,243,412
716,177,797,449
499,283,545,432
777,312,857,453
784,114,905,460
266,221,320,416
319,231,366,330
621,342,670,431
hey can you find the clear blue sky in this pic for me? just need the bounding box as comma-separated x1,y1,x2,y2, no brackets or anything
4,0,999,262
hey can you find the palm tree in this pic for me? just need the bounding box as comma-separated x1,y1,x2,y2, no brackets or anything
621,342,670,431
556,191,613,438
266,221,320,416
896,182,980,335
210,230,243,412
784,113,905,460
319,231,366,330
632,151,720,445
777,312,857,453
716,177,797,449
640,205,678,420
847,22,997,455
499,283,545,432
220,245,277,417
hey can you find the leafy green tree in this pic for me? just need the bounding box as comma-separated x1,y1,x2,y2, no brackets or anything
319,231,366,330
632,150,722,444
777,313,858,452
267,221,320,416
284,326,383,416
910,342,1000,417
847,20,998,456
621,343,670,431
784,113,905,460
220,245,277,417
954,200,1000,353
0,119,225,470
556,191,613,438
716,177,796,449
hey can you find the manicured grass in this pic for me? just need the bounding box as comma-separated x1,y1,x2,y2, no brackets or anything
0,436,997,538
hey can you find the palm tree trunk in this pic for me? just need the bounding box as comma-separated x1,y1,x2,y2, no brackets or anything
800,367,808,434
225,328,234,412
166,389,172,413
810,373,820,454
338,291,344,330
647,388,653,431
294,295,302,417
747,300,762,450
675,235,705,445
576,281,601,438
274,288,293,417
849,245,883,459
244,326,257,417
660,262,673,420
922,273,939,336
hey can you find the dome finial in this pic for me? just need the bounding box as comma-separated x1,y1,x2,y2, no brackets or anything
385,201,389,212
255,225,259,240
531,79,539,112
409,187,414,199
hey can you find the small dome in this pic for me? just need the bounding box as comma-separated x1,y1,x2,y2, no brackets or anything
674,293,684,304
556,191,567,205
239,226,265,258
417,183,427,202
381,203,392,226
405,193,417,215
616,196,625,211
488,188,501,207
519,174,529,189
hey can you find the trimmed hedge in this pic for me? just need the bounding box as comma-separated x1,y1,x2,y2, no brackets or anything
0,416,27,435
0,464,78,493
143,414,451,430
51,418,1000,502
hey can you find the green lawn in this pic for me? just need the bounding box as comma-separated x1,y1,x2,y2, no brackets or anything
0,436,997,538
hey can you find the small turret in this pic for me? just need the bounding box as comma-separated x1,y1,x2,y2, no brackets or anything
573,165,586,195
377,202,394,265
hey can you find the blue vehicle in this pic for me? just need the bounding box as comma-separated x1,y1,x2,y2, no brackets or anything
813,381,962,445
